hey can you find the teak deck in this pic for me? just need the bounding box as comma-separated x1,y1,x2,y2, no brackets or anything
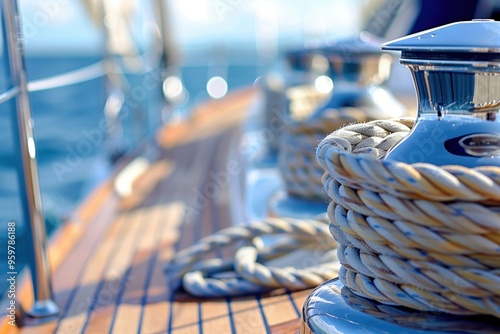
2,88,313,334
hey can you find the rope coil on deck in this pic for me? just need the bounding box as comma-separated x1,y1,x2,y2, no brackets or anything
164,217,339,297
316,118,500,317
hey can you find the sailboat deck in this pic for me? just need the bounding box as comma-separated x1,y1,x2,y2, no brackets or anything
3,88,311,333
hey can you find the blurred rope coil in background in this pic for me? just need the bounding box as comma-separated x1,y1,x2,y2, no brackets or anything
279,106,370,202
316,118,500,317
258,82,330,161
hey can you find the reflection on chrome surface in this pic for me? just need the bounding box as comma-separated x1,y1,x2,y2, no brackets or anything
302,279,500,334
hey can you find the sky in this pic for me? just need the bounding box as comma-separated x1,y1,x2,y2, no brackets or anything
17,0,366,56
20,0,103,54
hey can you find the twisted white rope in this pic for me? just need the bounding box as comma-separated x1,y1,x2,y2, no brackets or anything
260,83,328,156
317,118,500,317
235,243,338,289
165,217,338,297
317,120,500,202
279,132,329,201
279,107,371,201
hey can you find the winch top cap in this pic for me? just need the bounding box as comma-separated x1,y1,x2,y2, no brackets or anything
381,20,500,53
316,33,385,56
287,33,386,58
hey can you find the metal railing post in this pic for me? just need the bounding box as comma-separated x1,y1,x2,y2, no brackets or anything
1,0,59,318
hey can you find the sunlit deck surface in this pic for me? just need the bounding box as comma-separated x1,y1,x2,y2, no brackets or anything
3,88,311,334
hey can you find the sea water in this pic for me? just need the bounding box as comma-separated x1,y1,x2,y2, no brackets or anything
385,113,500,167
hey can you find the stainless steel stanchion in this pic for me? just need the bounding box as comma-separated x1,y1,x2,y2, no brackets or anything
1,0,59,319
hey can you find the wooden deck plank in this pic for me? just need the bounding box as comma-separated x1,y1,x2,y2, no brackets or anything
230,298,268,333
120,205,167,304
140,302,169,334
171,324,200,334
111,304,142,334
168,126,233,332
57,204,147,333
140,203,184,334
290,290,311,316
108,205,167,333
55,212,128,334
57,223,126,332
52,196,118,309
261,294,300,327
168,211,198,331
200,300,232,334
16,323,54,334
83,206,160,333
270,318,302,334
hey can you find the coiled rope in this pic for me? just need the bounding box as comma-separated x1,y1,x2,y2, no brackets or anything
279,107,371,201
164,217,339,297
317,118,500,317
260,83,330,159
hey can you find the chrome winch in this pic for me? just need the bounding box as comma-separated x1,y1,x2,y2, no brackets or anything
382,19,500,167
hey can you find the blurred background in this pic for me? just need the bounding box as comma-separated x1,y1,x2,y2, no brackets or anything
0,0,499,297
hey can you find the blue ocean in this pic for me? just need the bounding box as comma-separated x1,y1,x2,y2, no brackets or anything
0,53,261,299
